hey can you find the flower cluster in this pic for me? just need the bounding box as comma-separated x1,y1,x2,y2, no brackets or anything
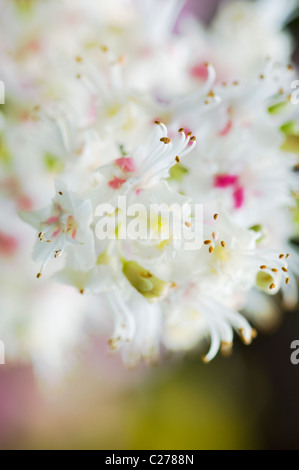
1,0,299,370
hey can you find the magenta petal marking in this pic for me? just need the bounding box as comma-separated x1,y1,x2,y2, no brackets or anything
108,177,127,190
115,157,136,173
214,174,239,188
233,186,245,209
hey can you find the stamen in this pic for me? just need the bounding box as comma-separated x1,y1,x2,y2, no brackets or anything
260,265,267,270
251,329,258,339
272,268,278,273
160,137,171,144
178,128,184,133
221,241,226,248
185,221,192,228
204,240,212,245
282,267,288,272
209,246,214,254
213,214,219,221
279,254,284,259
269,283,276,290
36,273,42,279
175,156,180,163
286,277,290,285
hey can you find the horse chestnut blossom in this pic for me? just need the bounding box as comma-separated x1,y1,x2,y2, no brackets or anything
0,0,299,373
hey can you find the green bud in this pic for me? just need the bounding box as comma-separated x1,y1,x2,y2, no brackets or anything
167,163,189,183
268,101,288,115
0,135,12,167
281,135,299,155
44,153,64,173
280,121,299,136
122,260,170,302
256,271,274,291
249,224,267,244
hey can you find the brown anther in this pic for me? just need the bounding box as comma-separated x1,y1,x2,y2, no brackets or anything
259,74,265,80
213,213,219,221
287,64,294,71
209,246,214,254
175,156,180,163
178,128,184,133
207,90,215,98
269,283,276,290
204,240,212,245
205,100,210,105
251,329,258,339
36,273,42,279
221,241,226,248
160,137,171,144
204,62,210,67
272,268,278,273
279,254,284,259
58,191,63,196
233,81,239,86
170,282,177,289
282,267,288,273
260,265,267,270
220,341,233,357
190,136,196,142
155,120,161,125
80,289,84,295
187,132,192,137
286,254,290,259
76,56,83,63
286,277,290,285
185,221,192,228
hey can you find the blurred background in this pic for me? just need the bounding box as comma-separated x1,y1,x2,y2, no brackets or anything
0,0,299,450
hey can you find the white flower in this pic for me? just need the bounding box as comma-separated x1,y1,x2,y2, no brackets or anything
20,181,95,277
